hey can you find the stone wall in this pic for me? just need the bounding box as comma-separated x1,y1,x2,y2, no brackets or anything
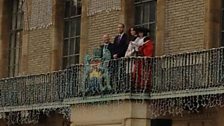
164,0,205,54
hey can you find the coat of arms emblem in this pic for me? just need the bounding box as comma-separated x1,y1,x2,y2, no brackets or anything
83,48,112,96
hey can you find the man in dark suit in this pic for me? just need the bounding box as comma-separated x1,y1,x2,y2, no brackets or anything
100,34,114,59
113,23,128,59
111,23,129,93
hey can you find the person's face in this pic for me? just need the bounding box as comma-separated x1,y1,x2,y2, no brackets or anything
139,32,144,38
103,35,110,43
130,28,136,36
117,24,124,34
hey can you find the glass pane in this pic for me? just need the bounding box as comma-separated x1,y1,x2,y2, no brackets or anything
16,32,21,48
222,32,224,46
75,37,80,54
149,23,155,40
69,38,75,55
10,33,16,49
13,0,18,14
9,65,15,77
20,12,24,29
69,56,76,65
75,55,79,64
143,3,150,23
149,1,156,22
135,0,142,3
222,0,224,8
143,24,149,29
76,18,81,36
18,0,24,10
12,48,16,66
64,1,71,18
12,14,17,30
70,20,76,37
64,21,70,38
135,5,142,25
222,11,224,30
63,39,69,56
16,12,24,29
71,1,77,16
77,1,82,15
63,57,68,69
15,47,20,67
16,14,21,29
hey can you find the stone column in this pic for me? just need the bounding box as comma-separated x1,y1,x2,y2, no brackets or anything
0,0,11,78
79,0,89,63
120,0,135,31
155,0,166,56
204,0,222,48
20,0,31,75
50,0,64,71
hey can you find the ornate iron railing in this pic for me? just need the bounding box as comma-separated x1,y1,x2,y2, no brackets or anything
0,47,224,108
151,48,224,97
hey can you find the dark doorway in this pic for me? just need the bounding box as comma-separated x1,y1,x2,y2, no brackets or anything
151,119,172,126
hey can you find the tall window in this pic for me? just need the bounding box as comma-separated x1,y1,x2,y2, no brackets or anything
134,0,156,40
221,0,224,46
63,0,81,69
8,0,24,77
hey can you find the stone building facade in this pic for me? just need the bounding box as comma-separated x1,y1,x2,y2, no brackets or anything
1,0,221,77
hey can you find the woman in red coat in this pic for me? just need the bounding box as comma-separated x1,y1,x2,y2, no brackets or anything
132,28,154,92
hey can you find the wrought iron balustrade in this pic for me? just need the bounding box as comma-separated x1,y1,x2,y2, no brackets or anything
0,47,224,107
151,48,224,96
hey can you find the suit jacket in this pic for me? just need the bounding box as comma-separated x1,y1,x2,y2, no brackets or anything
113,33,128,58
100,43,114,59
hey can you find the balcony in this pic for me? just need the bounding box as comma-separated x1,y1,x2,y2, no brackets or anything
0,47,224,114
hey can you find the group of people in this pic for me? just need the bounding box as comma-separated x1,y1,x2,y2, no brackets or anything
99,23,154,92
100,23,154,59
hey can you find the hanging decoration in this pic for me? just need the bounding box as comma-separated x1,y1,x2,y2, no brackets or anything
26,0,53,30
87,0,121,16
0,107,71,125
150,94,224,118
149,47,224,117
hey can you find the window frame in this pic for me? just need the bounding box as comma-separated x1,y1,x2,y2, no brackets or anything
134,0,156,40
8,0,24,77
62,0,81,69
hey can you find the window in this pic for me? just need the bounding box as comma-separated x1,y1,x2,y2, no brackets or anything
63,0,81,69
221,0,224,46
8,0,24,77
134,0,156,40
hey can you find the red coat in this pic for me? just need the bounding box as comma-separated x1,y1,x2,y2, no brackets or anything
138,39,154,57
132,39,154,91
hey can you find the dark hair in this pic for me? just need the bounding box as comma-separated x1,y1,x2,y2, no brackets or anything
118,23,125,28
129,26,139,35
138,27,150,36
